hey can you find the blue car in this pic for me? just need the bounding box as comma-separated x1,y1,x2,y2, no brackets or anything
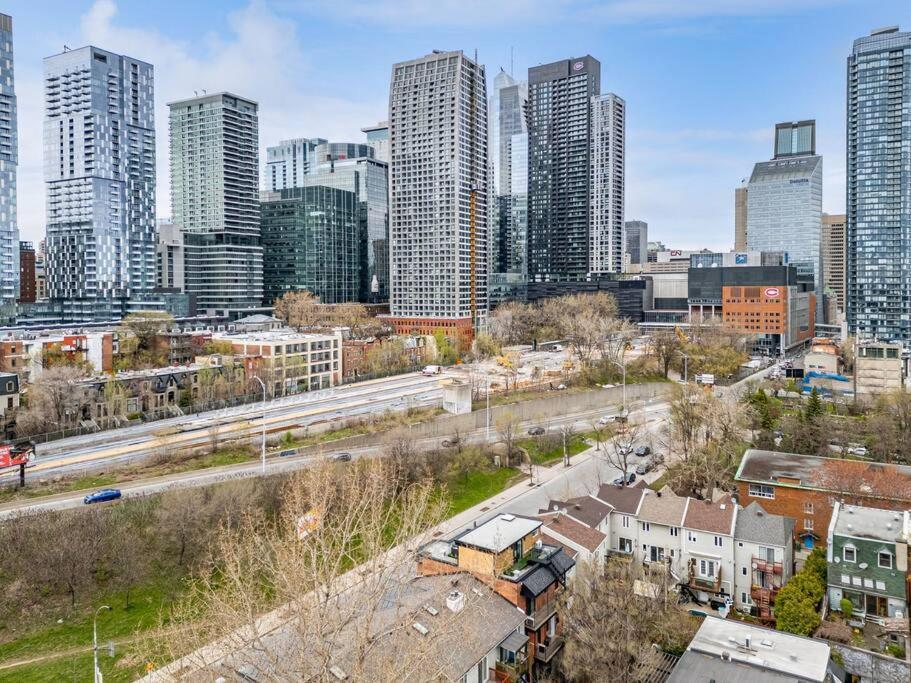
83,488,122,505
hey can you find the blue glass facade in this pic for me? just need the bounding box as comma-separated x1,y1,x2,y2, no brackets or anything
0,14,17,314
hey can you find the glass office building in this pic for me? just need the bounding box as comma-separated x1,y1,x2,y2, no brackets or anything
847,27,911,342
0,14,17,315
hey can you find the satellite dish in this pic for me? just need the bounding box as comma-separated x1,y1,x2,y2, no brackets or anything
858,562,868,570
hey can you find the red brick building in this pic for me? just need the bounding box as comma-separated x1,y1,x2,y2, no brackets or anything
735,449,911,550
18,241,35,303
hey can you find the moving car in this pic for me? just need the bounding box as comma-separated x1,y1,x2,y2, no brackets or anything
527,426,545,436
441,437,460,448
634,445,651,457
612,472,636,487
334,452,352,462
422,365,442,376
597,415,618,426
84,489,122,505
278,449,297,458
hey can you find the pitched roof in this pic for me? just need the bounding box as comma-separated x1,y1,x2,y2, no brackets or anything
683,494,736,535
538,494,613,528
595,479,648,514
638,487,688,526
519,548,575,597
539,533,578,559
734,502,794,547
536,512,607,552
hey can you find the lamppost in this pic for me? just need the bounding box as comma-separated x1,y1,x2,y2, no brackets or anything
485,374,491,442
676,350,690,384
93,605,111,683
608,357,627,413
250,376,267,474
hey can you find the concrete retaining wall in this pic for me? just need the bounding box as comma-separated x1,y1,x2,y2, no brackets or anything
833,644,910,683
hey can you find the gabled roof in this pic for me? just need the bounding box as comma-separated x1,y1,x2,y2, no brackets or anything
536,512,607,552
734,502,794,547
684,494,736,536
519,548,575,597
638,487,688,527
539,494,613,528
595,480,648,515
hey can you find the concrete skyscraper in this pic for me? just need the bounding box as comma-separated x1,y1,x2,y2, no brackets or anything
747,120,822,311
361,121,390,164
265,138,325,191
388,50,488,338
821,213,846,315
734,185,748,251
847,27,911,342
44,46,157,321
624,220,648,265
169,92,262,317
527,56,624,282
0,14,18,316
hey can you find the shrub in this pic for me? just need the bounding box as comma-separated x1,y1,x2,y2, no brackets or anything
839,598,853,619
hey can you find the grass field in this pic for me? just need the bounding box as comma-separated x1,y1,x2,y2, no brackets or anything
517,435,590,465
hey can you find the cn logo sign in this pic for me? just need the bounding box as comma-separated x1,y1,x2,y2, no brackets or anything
764,287,781,298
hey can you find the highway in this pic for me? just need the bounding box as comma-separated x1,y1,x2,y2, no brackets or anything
0,372,445,482
0,398,670,520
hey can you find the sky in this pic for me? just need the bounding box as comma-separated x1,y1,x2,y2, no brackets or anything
6,0,911,250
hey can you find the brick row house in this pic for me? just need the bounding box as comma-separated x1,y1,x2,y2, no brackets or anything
419,514,575,681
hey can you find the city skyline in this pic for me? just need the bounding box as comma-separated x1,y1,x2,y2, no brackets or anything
4,0,909,252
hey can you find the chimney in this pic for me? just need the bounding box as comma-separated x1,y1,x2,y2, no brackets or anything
446,590,465,613
721,651,731,661
745,635,751,650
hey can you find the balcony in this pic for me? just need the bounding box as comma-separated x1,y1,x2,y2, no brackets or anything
687,559,722,593
535,635,564,663
494,654,530,682
750,585,781,605
752,556,783,575
525,594,559,631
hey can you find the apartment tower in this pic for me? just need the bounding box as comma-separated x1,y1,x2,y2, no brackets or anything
0,14,17,314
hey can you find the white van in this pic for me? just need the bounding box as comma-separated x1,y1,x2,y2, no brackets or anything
422,365,442,376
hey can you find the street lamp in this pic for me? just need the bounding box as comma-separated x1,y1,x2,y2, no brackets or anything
250,376,267,474
485,374,491,442
676,350,690,384
93,605,111,683
608,358,627,413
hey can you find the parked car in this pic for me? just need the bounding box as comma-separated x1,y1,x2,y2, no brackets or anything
278,449,297,458
612,472,636,487
846,444,868,457
441,437,460,448
527,426,545,436
422,365,442,376
636,459,655,475
84,489,122,505
552,344,564,352
333,452,352,462
634,445,651,457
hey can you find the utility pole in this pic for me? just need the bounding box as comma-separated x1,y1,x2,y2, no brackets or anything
93,605,111,683
250,376,267,473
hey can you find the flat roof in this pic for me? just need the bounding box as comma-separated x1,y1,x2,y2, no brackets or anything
456,514,541,553
678,616,830,682
834,504,907,543
213,330,338,343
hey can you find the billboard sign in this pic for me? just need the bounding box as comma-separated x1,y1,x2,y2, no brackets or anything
0,444,33,469
764,287,781,299
296,509,322,540
735,253,748,265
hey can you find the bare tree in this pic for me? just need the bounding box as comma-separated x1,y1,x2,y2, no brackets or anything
15,365,91,436
647,330,682,378
559,421,577,467
597,421,645,486
496,411,522,468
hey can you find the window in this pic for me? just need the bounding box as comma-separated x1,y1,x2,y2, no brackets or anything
670,527,679,537
742,567,747,576
876,580,886,591
843,546,856,563
748,484,774,499
803,502,814,514
863,578,874,589
619,537,632,553
741,591,749,604
641,522,651,532
841,574,850,584
699,559,716,578
687,531,697,543
878,551,893,569
804,519,814,531
714,536,723,547
621,515,629,529
852,576,862,586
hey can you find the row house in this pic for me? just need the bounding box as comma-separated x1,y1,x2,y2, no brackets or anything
736,449,911,549
542,482,794,620
419,513,575,681
534,510,608,567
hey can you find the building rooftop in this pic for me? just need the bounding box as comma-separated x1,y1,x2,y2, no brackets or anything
213,329,340,343
734,502,794,548
535,512,607,552
749,154,821,183
832,503,908,543
456,514,541,553
668,616,831,683
539,494,613,529
595,480,648,515
683,494,736,536
638,487,688,527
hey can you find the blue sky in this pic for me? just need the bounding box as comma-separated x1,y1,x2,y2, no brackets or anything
6,0,911,249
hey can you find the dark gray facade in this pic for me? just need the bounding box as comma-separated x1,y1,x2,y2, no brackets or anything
625,220,648,265
525,277,645,322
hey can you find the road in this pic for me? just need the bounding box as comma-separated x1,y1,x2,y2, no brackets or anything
0,372,445,482
0,398,670,520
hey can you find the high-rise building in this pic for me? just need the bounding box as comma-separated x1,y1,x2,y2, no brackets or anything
44,46,157,321
847,27,911,342
625,220,648,265
261,186,360,305
156,220,184,291
821,213,846,315
0,14,18,314
17,240,34,303
265,138,325,192
361,121,389,164
746,121,822,309
388,50,488,339
169,92,262,317
734,185,748,251
527,56,624,281
34,240,46,300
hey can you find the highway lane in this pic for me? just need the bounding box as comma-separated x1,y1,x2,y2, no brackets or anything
0,399,669,520
1,373,447,482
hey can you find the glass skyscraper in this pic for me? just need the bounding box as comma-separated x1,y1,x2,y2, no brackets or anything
847,27,911,342
265,138,326,191
169,92,262,317
0,14,18,316
44,46,157,321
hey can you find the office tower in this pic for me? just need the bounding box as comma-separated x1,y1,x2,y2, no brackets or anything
734,185,748,251
0,14,17,313
388,50,488,338
34,240,46,299
17,240,33,303
361,121,390,163
847,27,911,342
265,138,325,191
746,120,822,308
261,186,360,305
169,92,262,317
44,46,157,321
625,220,648,265
527,56,624,281
156,221,184,291
821,213,846,314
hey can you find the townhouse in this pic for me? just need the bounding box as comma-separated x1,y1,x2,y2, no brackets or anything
534,510,608,567
679,494,737,605
733,502,795,621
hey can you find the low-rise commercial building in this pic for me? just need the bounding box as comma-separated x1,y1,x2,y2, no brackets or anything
855,339,903,400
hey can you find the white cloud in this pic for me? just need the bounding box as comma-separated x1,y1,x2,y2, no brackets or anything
15,0,386,239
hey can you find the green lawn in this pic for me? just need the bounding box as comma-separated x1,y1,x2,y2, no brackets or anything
445,467,522,516
518,436,590,465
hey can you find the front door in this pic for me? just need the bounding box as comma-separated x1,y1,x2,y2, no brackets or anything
804,536,814,549
866,594,888,617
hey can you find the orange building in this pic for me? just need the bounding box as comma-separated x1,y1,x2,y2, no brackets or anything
722,284,815,353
